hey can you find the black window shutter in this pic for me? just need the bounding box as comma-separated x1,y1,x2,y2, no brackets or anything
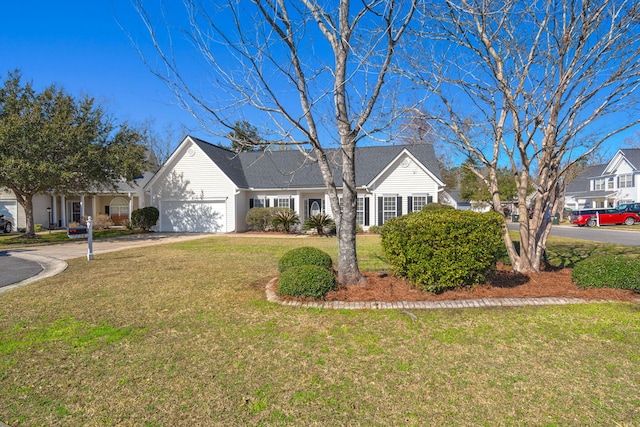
364,198,370,226
249,199,254,209
407,196,413,213
427,195,433,204
266,198,270,208
378,197,383,226
290,198,295,211
397,196,402,216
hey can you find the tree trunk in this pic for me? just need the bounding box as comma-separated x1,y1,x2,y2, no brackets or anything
14,191,36,238
336,145,366,286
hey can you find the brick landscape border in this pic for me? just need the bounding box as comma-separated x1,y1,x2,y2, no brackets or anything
264,277,615,310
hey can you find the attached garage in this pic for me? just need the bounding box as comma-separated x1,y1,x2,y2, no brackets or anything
159,200,227,232
0,200,18,228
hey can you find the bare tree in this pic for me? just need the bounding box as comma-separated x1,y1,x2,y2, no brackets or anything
407,0,640,273
140,120,185,170
131,0,416,285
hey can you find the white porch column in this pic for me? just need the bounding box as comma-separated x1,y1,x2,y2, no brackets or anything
92,196,97,218
60,195,67,227
80,195,85,221
128,193,134,222
52,195,58,227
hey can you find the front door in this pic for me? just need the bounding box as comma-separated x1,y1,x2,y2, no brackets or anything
71,202,81,223
308,199,323,218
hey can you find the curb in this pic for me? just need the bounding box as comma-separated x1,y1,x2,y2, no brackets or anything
266,278,631,310
0,253,68,294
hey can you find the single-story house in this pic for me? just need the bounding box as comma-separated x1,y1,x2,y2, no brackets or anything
0,173,152,231
564,148,640,210
144,136,446,232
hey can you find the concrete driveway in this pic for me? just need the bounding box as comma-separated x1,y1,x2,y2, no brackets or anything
0,233,209,294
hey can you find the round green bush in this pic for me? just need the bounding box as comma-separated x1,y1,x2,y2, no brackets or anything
131,206,159,231
278,247,333,273
572,255,640,291
380,209,504,293
277,265,338,299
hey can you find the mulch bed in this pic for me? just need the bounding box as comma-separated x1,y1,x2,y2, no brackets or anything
307,264,640,302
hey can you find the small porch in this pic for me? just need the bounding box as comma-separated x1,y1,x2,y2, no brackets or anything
48,193,143,228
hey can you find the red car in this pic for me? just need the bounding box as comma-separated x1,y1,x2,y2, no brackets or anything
570,208,640,227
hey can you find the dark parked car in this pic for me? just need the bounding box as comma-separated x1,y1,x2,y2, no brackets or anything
0,214,12,233
616,203,640,214
570,208,640,227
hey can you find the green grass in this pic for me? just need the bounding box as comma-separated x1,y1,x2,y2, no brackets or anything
1,235,639,426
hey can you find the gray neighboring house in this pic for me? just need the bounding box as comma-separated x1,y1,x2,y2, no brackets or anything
144,136,446,232
564,148,640,210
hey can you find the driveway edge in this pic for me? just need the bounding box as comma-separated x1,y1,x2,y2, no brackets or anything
0,253,68,294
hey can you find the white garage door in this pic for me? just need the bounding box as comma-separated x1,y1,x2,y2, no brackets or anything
160,200,226,232
0,200,18,226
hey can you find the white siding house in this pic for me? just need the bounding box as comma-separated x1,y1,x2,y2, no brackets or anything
565,149,640,210
145,136,446,232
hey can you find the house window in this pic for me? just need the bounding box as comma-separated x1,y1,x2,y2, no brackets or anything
110,197,129,222
619,174,633,188
252,198,266,208
356,197,365,225
383,196,397,223
276,198,290,209
412,196,427,212
607,177,614,190
594,178,606,191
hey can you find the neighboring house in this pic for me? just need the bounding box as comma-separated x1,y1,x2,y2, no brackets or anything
144,136,445,232
441,190,472,211
0,174,152,230
565,148,640,210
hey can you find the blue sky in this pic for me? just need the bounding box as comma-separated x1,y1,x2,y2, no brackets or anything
1,1,638,160
0,1,211,149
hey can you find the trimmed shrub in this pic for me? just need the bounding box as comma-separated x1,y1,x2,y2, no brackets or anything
277,265,338,299
381,209,504,293
131,206,159,231
246,207,274,231
278,246,333,273
572,255,640,291
246,207,291,231
367,225,381,234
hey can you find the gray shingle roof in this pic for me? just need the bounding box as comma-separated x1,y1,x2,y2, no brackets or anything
191,137,442,190
565,164,607,194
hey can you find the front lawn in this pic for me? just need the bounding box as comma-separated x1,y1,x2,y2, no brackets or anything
1,235,639,426
0,228,145,249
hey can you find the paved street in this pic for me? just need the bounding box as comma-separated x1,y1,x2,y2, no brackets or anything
508,223,640,246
